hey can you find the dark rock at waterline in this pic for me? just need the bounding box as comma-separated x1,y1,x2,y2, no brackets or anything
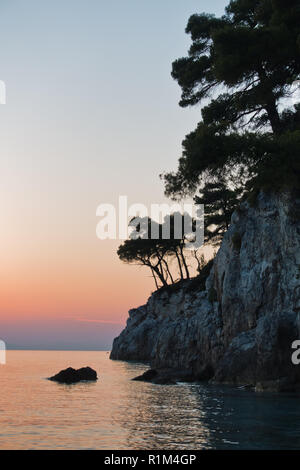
133,369,158,382
48,367,97,384
133,368,194,385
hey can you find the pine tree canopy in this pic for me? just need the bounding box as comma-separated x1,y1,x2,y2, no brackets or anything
163,0,300,198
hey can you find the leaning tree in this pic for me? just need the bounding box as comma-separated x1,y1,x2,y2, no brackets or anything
117,214,198,289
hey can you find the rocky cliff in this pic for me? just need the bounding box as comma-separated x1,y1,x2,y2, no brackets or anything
111,192,300,391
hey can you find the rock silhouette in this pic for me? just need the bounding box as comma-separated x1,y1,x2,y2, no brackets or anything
49,367,97,384
133,368,194,384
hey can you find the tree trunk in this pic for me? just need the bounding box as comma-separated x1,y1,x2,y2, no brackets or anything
180,244,190,279
257,66,282,135
193,249,202,273
163,258,174,284
175,250,184,280
150,267,159,290
265,99,282,135
152,264,168,287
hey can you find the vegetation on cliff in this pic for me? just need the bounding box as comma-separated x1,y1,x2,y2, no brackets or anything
118,0,300,290
117,214,207,289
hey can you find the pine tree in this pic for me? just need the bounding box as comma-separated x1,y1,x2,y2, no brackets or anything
195,181,241,245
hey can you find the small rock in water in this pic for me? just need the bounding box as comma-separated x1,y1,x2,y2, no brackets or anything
48,366,98,384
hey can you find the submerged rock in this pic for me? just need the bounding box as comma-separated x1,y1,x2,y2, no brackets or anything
48,366,97,384
111,191,300,391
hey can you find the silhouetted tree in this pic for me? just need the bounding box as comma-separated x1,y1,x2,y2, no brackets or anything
117,213,199,289
195,181,241,245
162,0,300,199
117,237,169,288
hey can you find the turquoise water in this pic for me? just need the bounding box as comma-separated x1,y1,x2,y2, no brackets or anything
0,350,299,450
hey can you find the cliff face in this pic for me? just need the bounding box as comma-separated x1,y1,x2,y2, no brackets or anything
111,192,300,390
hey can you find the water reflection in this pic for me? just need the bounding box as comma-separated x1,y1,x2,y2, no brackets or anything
121,382,211,449
118,361,300,450
0,351,299,449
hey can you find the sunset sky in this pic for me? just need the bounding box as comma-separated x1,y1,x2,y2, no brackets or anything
0,0,227,349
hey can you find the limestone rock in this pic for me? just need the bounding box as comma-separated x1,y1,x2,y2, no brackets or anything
111,192,300,390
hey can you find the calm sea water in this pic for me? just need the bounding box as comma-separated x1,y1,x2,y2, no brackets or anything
0,350,299,450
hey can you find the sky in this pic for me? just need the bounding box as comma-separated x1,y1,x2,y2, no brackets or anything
0,0,228,349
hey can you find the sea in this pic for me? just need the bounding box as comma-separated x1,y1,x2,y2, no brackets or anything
0,350,299,450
